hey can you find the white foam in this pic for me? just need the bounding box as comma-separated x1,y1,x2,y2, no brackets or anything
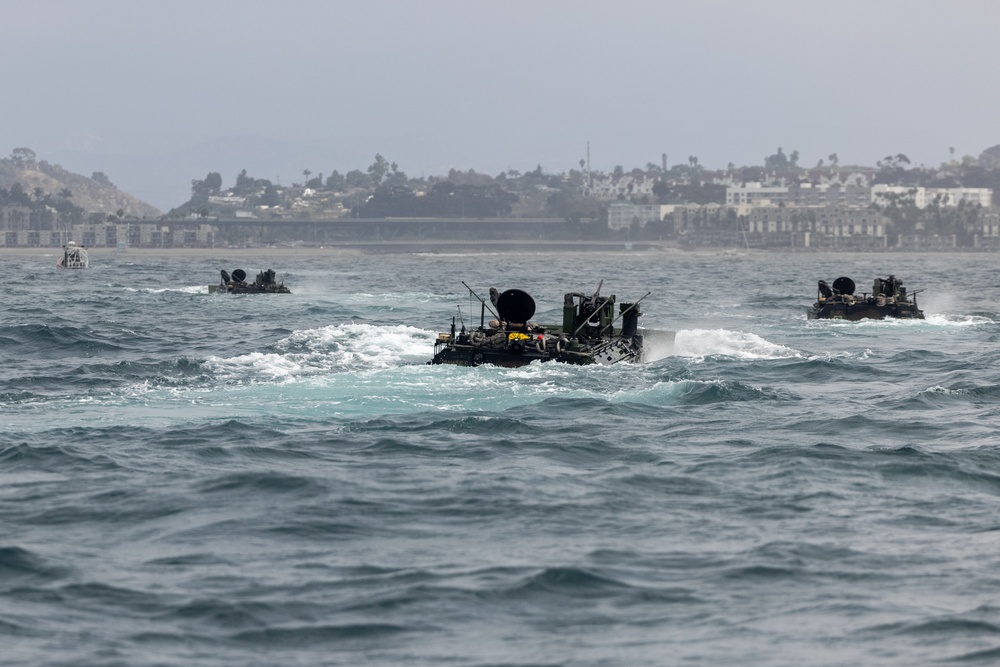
672,329,801,361
281,323,435,369
340,292,455,304
123,285,207,294
201,323,436,381
8,340,731,428
641,329,677,362
918,385,970,396
205,351,308,381
923,313,994,326
810,313,992,328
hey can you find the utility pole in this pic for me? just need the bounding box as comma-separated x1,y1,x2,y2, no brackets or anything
587,141,592,188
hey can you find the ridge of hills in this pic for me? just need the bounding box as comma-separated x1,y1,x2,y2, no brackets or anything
0,149,161,218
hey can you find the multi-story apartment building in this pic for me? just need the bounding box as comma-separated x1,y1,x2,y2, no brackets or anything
726,174,872,208
1,222,216,248
730,180,993,211
0,206,31,229
871,185,993,208
670,202,891,248
607,202,669,230
725,183,792,206
746,206,885,235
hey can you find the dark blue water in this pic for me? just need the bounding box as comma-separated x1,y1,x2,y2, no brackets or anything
3,248,1000,666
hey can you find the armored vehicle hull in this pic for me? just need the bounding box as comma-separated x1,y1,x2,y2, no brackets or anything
431,284,646,367
808,275,923,320
209,268,291,294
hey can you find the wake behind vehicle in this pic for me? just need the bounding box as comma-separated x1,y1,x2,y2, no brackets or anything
808,275,923,320
209,268,291,294
431,282,647,367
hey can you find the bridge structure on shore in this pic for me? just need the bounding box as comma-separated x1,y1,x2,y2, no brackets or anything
208,216,579,246
1,216,655,250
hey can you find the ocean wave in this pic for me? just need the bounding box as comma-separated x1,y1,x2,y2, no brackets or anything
0,438,129,472
943,645,1000,664
0,323,127,357
228,622,414,645
199,323,433,381
160,597,270,629
0,546,69,584
918,384,1000,401
194,470,326,496
7,252,1000,667
870,616,1000,639
0,390,45,405
807,313,993,330
762,355,885,380
506,566,631,599
672,329,801,361
125,285,208,294
277,323,434,372
622,378,793,406
340,291,462,305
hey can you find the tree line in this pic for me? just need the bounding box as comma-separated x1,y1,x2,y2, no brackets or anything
173,143,1000,223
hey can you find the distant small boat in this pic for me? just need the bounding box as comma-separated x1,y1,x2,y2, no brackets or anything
57,242,89,269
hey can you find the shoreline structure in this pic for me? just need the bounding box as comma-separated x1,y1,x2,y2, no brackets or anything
0,243,985,259
1,242,672,258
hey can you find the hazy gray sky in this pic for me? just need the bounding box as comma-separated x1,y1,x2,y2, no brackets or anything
4,0,999,210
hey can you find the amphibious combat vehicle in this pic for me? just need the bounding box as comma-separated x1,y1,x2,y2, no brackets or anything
431,282,647,367
209,268,291,294
808,275,923,320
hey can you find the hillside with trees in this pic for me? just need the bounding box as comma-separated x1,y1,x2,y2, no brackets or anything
0,148,160,221
8,141,1000,249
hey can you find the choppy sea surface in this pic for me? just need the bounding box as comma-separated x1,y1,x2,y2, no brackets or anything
3,248,1000,666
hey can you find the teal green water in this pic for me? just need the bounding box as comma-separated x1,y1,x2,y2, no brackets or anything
2,250,1000,666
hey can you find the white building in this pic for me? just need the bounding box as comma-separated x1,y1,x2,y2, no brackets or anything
927,187,992,207
726,183,791,206
207,194,247,205
727,176,871,208
871,185,992,209
584,174,656,200
607,202,667,231
745,205,887,237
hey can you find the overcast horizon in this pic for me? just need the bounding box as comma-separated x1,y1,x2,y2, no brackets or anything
4,0,999,212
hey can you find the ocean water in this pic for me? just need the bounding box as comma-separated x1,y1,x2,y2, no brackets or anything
3,248,1000,666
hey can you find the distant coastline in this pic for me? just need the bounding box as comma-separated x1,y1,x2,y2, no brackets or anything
0,241,678,258
0,242,988,259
